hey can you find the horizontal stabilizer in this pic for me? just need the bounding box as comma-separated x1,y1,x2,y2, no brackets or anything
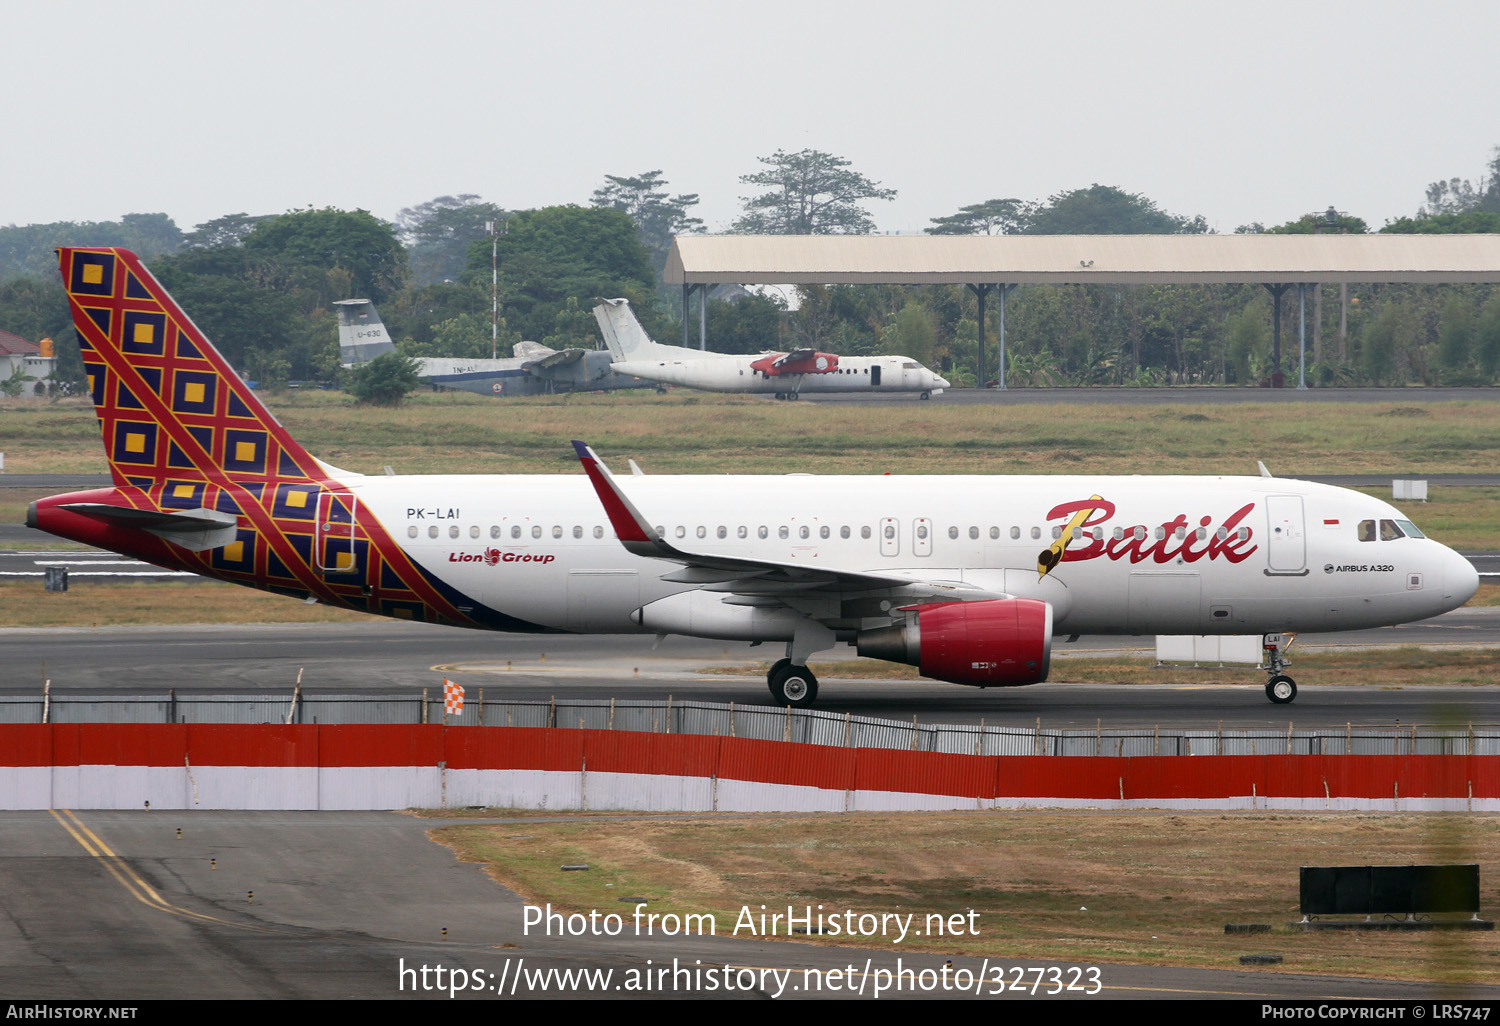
60,502,239,552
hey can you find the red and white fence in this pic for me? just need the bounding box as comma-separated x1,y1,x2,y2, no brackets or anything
3,724,1496,812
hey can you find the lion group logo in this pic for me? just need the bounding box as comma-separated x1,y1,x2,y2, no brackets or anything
483,547,501,566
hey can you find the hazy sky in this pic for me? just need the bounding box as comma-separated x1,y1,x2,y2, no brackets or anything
6,1,1498,236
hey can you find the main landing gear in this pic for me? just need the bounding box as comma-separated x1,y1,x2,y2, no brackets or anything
767,657,819,708
774,392,802,401
1262,632,1297,704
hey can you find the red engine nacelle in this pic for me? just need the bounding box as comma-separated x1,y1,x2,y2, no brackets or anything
855,598,1053,687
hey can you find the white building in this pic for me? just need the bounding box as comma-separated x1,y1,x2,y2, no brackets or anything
0,329,56,395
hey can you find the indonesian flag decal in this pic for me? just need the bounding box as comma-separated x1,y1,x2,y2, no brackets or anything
444,678,465,715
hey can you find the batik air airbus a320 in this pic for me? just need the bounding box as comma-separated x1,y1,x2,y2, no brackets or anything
594,297,951,400
31,249,1477,707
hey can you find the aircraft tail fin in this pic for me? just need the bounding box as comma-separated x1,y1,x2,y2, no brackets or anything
58,247,328,492
335,298,397,367
592,298,664,360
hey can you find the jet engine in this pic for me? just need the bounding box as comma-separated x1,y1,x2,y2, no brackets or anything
855,598,1052,687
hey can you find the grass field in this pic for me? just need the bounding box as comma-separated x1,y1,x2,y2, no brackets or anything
0,579,370,627
432,812,1500,984
4,390,1500,477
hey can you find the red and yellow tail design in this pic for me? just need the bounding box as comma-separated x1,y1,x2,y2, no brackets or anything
63,247,323,494
35,247,503,628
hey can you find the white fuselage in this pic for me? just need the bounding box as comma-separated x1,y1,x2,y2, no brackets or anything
609,355,948,395
343,472,1476,639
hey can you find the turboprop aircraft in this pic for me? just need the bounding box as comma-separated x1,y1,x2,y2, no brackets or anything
594,297,951,400
31,249,1478,707
335,298,655,397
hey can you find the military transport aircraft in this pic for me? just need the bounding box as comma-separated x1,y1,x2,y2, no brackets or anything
30,249,1478,707
594,297,951,400
336,298,654,397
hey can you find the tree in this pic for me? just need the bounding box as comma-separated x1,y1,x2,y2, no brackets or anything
243,207,406,304
1268,210,1369,235
0,214,184,282
1476,300,1500,381
397,195,507,285
732,149,896,234
1382,211,1500,234
704,293,785,355
881,301,936,366
926,198,1031,235
381,279,492,350
1224,305,1267,385
1435,295,1476,383
1411,145,1500,217
149,247,307,370
1359,304,1407,385
467,205,656,343
591,171,702,270
399,312,514,360
348,352,420,406
184,213,273,249
1023,184,1206,235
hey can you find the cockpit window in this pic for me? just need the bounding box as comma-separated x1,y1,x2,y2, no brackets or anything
1379,519,1404,541
1358,519,1376,542
1395,519,1425,539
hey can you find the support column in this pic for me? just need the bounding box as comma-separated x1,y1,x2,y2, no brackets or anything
700,284,707,350
1263,283,1290,386
1297,282,1307,390
998,284,1014,390
967,283,993,387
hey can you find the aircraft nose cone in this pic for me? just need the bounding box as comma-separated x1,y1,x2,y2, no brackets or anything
1445,547,1480,606
934,375,951,389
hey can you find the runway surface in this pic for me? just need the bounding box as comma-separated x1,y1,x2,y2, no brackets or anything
4,809,1495,1001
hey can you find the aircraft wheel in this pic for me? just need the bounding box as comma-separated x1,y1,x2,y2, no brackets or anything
765,658,791,688
774,392,786,401
768,662,818,708
1266,675,1297,704
920,390,931,400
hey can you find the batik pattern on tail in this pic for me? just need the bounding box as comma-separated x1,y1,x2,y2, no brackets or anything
57,247,489,627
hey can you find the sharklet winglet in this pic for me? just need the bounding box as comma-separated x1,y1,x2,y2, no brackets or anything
572,441,660,550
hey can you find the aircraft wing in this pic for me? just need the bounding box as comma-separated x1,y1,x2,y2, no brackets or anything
771,348,818,368
524,348,589,371
571,441,1001,604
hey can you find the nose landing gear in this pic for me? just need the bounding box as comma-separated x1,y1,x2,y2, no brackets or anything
1266,675,1297,704
1262,633,1297,704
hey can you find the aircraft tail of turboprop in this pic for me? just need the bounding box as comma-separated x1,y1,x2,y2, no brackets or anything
592,297,676,361
335,298,397,367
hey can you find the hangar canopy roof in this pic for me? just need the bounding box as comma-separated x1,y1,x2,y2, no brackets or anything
664,234,1500,285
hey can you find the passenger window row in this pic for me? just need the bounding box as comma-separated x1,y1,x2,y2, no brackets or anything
405,521,1254,544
